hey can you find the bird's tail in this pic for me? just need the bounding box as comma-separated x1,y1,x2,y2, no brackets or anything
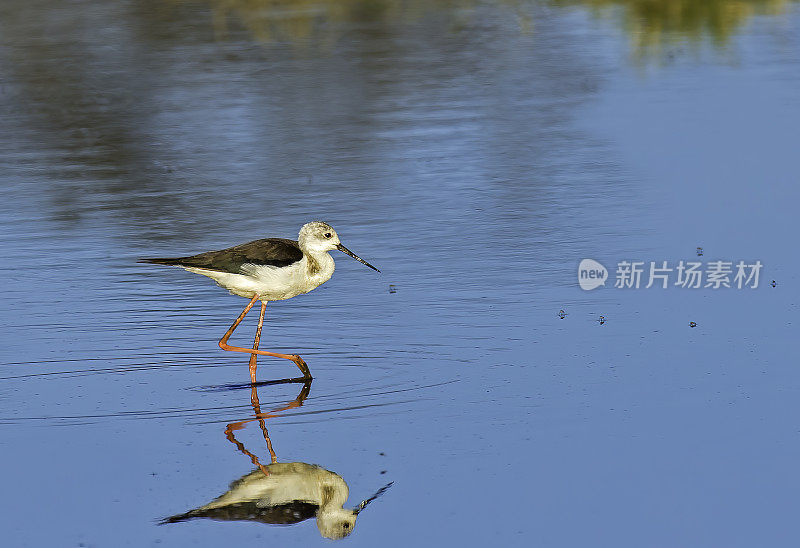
138,257,184,266
158,511,198,525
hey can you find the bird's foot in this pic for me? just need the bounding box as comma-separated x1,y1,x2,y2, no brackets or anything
292,355,313,380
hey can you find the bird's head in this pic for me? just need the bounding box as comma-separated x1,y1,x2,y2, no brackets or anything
299,221,341,252
315,480,393,539
316,507,357,540
298,221,380,272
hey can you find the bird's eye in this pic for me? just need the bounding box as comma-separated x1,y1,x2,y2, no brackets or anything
324,232,332,239
343,523,350,529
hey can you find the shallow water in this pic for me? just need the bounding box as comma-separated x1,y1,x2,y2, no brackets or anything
1,1,799,546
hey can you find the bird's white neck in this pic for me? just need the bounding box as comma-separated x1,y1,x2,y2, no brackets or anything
304,251,335,285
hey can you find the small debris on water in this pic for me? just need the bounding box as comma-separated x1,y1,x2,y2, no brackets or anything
696,247,703,256
689,321,697,328
557,309,567,320
389,284,397,294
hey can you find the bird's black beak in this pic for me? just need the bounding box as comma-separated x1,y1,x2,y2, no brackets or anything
336,244,380,272
352,481,393,515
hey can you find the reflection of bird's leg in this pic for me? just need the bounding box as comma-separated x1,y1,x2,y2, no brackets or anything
225,381,313,475
251,382,312,463
251,384,278,464
224,421,271,477
218,295,312,380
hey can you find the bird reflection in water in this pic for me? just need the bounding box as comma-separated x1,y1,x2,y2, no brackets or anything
161,380,392,539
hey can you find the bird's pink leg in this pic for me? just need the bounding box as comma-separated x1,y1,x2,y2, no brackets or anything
218,295,312,380
248,302,266,383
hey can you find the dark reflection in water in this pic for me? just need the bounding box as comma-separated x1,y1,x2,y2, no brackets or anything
160,0,799,62
162,380,392,540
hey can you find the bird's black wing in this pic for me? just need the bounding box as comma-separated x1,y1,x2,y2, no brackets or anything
140,238,304,274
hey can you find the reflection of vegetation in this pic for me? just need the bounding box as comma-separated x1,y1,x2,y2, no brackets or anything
175,0,797,60
170,0,482,42
552,0,798,60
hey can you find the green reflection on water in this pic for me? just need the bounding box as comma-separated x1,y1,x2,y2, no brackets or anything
554,0,797,60
168,0,493,43
170,0,797,60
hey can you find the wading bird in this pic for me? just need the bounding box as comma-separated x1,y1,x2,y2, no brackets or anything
140,221,379,380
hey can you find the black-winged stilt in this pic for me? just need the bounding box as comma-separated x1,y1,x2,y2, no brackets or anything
140,221,379,380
